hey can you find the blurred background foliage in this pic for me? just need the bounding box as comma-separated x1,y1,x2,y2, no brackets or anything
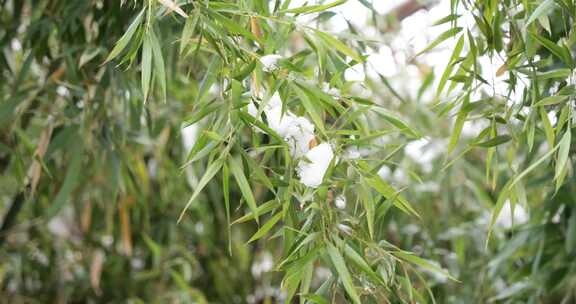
1,0,576,303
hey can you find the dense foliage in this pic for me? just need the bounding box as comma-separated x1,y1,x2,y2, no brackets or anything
1,0,576,303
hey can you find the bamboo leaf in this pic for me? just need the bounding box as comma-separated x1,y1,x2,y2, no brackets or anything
229,156,259,224
247,211,283,243
292,84,325,134
392,251,458,282
534,95,568,106
178,158,224,223
342,243,383,285
532,68,572,80
529,32,574,67
373,107,421,138
539,107,555,148
554,129,571,189
448,95,469,154
326,243,361,304
365,176,420,218
180,10,200,54
415,27,462,57
233,200,279,224
148,30,166,102
223,162,231,252
282,0,347,15
475,135,511,148
209,11,262,44
46,140,84,218
141,34,153,102
314,30,363,62
104,9,144,63
525,0,556,28
488,140,563,242
437,34,465,97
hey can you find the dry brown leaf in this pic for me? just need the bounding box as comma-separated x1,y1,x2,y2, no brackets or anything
119,198,133,256
250,17,262,39
496,63,507,77
90,249,105,296
308,137,318,149
81,200,92,233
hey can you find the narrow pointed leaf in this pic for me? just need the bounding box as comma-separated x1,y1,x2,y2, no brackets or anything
229,156,259,224
104,9,144,63
178,158,224,222
326,243,361,304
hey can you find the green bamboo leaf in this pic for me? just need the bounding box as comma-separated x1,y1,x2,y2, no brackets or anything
448,95,469,154
104,9,144,63
486,179,513,245
529,32,574,67
232,60,256,81
222,162,231,252
229,156,259,224
475,135,512,147
142,234,162,260
46,140,84,218
247,211,283,243
363,190,375,240
377,73,407,103
432,14,461,26
232,200,278,224
178,158,224,223
180,9,200,54
208,10,261,44
170,271,208,304
566,212,576,253
373,107,421,138
148,30,166,102
326,243,361,304
141,34,153,102
282,0,347,14
365,176,420,218
342,243,384,285
558,84,576,95
532,68,572,80
314,29,363,62
555,129,571,190
525,0,556,28
301,295,329,304
437,34,465,97
415,27,462,57
488,140,563,242
292,84,325,134
239,149,275,192
392,251,458,282
281,233,321,267
539,107,555,148
238,111,286,143
556,105,571,136
534,95,569,106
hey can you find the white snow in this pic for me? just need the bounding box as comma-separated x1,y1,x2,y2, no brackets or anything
260,54,283,72
181,124,199,153
335,195,346,209
248,93,316,158
495,201,529,229
404,138,445,172
251,251,274,277
297,143,334,188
